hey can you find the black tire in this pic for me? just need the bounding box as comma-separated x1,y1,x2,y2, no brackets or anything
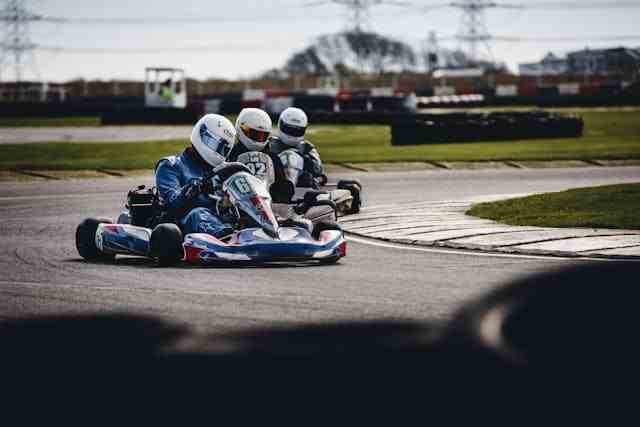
337,179,363,192
312,220,343,240
150,223,184,267
76,217,115,262
303,190,329,205
341,184,362,214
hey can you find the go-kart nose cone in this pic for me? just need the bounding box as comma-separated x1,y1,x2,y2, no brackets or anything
244,195,279,239
224,172,280,239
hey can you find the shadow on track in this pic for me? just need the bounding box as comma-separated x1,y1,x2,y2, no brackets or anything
66,256,343,269
3,262,639,411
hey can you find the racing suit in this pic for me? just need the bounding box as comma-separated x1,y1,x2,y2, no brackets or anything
155,147,234,238
268,136,324,185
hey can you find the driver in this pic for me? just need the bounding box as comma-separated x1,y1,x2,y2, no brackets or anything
155,114,237,238
227,107,273,160
268,107,324,185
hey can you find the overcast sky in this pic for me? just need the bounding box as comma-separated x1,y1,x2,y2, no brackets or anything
13,0,640,82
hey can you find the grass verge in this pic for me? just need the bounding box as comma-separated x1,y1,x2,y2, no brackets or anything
0,110,639,170
467,183,640,229
0,117,102,127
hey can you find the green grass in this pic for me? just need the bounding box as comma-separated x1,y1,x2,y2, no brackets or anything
0,140,186,171
467,183,640,229
311,110,640,163
0,116,102,127
0,110,639,170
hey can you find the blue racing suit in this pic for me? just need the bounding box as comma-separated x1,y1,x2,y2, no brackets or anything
155,147,234,238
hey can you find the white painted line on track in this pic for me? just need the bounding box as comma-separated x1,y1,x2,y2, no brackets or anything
347,234,617,262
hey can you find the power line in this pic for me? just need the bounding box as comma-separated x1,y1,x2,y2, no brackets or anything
305,0,412,33
49,16,304,24
418,0,640,65
37,43,289,54
520,1,640,10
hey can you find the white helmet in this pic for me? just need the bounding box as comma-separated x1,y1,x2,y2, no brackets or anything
190,114,237,168
235,108,272,152
278,107,308,147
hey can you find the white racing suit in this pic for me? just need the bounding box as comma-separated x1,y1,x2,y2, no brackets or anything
268,137,324,187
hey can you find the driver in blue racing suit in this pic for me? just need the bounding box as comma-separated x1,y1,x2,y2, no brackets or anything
155,114,237,238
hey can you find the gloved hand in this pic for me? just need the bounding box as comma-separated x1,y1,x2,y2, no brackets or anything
184,177,215,199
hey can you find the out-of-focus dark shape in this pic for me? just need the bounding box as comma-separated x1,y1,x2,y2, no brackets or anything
3,262,639,406
445,262,640,374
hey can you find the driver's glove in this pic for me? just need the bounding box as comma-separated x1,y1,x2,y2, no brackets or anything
210,175,223,192
184,177,212,199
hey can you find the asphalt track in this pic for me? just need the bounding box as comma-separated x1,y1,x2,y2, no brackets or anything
1,166,639,335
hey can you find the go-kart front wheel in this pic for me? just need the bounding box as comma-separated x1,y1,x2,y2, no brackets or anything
76,217,116,262
150,224,184,267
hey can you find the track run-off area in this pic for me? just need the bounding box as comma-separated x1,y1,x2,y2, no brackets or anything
1,166,639,336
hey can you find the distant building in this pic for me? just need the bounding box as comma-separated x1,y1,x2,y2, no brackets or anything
519,53,568,76
567,47,640,77
520,47,640,79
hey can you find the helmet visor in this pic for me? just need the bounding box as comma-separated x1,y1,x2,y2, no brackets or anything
280,122,307,138
200,125,233,158
240,124,270,144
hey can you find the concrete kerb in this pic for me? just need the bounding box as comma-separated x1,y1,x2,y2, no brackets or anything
1,159,639,183
341,195,640,260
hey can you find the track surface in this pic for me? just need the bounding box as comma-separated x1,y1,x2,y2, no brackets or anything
0,126,191,144
1,166,638,333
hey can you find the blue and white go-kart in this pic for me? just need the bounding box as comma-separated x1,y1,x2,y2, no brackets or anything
76,164,346,266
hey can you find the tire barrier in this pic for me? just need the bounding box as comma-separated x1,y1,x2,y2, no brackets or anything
0,97,144,117
101,107,200,125
391,111,583,145
306,112,414,125
292,95,336,113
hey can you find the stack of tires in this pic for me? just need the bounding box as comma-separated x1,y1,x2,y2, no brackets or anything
391,111,583,146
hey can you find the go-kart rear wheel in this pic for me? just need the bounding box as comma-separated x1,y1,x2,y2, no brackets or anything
76,217,115,262
337,179,362,214
337,179,362,192
150,224,184,267
312,220,343,240
342,184,362,214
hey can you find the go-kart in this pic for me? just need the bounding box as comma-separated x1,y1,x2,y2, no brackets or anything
76,163,346,266
260,149,362,216
234,151,341,224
